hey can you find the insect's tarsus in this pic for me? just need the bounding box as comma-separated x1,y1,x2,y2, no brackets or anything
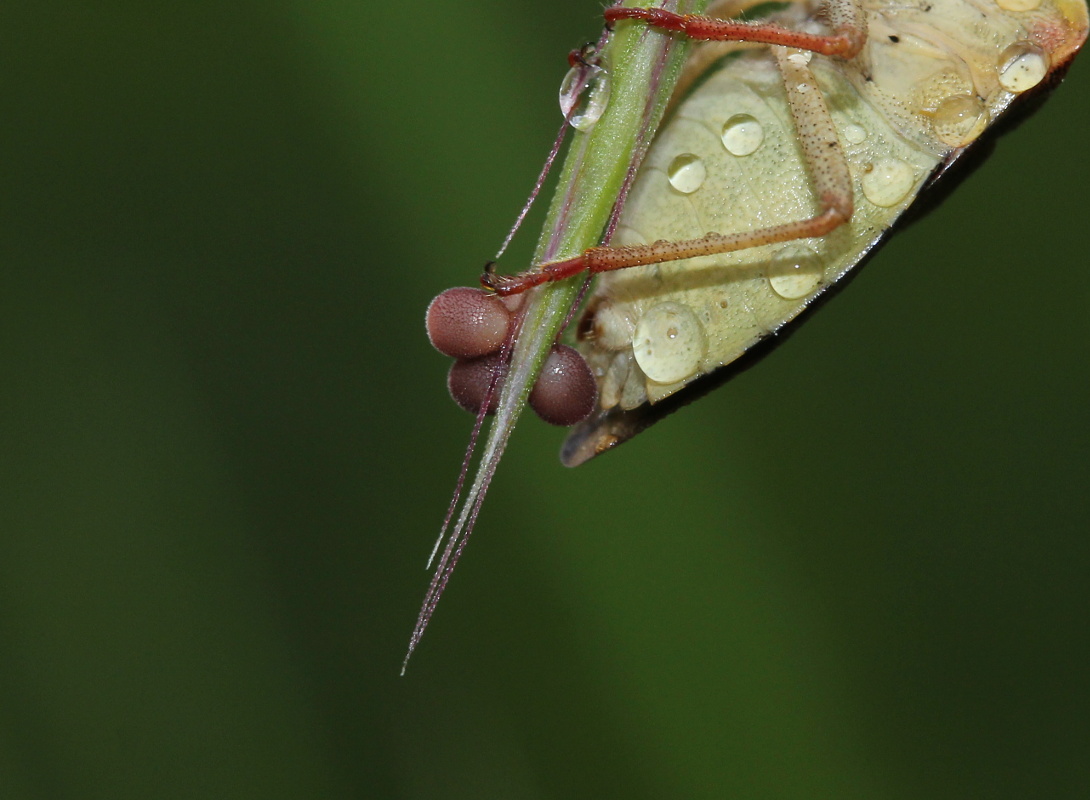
567,41,599,68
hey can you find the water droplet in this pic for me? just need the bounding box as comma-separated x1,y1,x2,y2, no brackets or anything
995,0,1040,10
796,82,812,94
843,124,867,145
931,93,988,147
768,244,823,300
997,42,1050,93
632,302,707,385
787,51,812,66
559,64,611,131
721,114,764,156
861,158,916,208
667,153,707,194
558,66,582,116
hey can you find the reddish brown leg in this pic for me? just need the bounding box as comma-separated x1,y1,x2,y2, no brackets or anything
604,0,866,58
483,43,855,298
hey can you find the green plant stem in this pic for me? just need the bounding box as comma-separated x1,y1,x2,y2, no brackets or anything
496,0,711,461
405,1,712,673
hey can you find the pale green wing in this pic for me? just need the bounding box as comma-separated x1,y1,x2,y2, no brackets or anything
564,0,1088,466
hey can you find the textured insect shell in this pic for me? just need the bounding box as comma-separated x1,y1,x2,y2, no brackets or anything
564,0,1089,467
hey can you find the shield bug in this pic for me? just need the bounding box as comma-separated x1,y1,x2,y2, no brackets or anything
409,0,1088,668
488,0,1090,463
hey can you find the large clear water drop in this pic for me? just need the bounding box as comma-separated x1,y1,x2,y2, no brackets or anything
632,302,707,385
667,153,707,194
559,64,611,131
721,114,764,156
997,42,1049,93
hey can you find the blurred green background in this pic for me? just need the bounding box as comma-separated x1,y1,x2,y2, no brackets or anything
3,2,1089,798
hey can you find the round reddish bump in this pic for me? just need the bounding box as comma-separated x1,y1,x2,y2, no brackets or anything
447,353,508,416
426,287,511,359
529,345,598,426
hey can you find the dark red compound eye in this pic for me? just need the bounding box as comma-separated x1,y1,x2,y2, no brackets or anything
529,345,598,427
426,287,511,359
447,353,508,416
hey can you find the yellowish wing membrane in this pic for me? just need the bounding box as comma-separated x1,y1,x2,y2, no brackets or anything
565,0,1088,465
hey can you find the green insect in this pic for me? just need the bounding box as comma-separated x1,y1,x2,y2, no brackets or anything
409,0,1088,669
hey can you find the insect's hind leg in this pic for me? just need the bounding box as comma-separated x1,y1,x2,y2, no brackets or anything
483,45,854,297
606,0,866,59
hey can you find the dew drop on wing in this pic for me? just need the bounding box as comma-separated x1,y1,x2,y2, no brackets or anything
768,243,823,300
667,153,707,194
997,42,1050,93
721,114,764,156
861,158,916,208
632,302,707,385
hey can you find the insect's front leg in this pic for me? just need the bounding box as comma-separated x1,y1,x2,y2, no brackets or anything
483,44,853,297
605,0,866,58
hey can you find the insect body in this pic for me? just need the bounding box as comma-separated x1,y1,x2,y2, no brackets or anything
475,0,1088,463
550,0,1090,463
413,0,1086,668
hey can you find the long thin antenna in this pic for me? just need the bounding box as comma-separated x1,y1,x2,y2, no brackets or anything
494,52,599,260
402,12,675,672
402,331,520,675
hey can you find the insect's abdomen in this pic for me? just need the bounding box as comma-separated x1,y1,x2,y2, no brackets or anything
583,47,942,410
567,0,1087,463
